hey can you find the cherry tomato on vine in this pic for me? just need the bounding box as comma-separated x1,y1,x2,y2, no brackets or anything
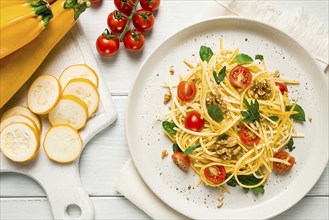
107,10,128,34
177,81,197,102
239,125,260,146
132,9,154,32
273,151,295,173
229,65,252,88
140,0,160,11
172,152,190,171
204,165,226,184
96,29,120,57
275,82,288,95
123,29,145,51
114,0,136,16
184,111,204,132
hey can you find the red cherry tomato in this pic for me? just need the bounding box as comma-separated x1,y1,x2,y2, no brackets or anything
177,81,197,102
204,165,226,184
229,65,252,88
172,152,190,171
273,151,295,173
123,29,145,51
96,29,120,57
114,0,136,15
239,125,260,146
140,0,160,11
185,111,204,132
275,82,288,95
132,9,154,32
107,10,128,34
90,0,102,3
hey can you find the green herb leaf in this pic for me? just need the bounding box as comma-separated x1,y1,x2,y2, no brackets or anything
213,66,226,84
286,104,306,122
286,138,295,152
235,53,253,64
216,133,228,141
241,98,260,123
207,104,224,122
255,54,264,61
162,121,177,137
251,186,265,193
199,46,214,63
226,174,264,194
183,144,201,156
269,116,279,122
172,143,181,153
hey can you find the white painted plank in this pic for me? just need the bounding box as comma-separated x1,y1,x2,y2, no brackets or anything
0,197,327,220
1,97,328,197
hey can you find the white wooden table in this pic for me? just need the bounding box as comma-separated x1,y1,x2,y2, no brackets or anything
1,0,328,219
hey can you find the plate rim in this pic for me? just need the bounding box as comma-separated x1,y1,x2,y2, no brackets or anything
126,16,329,219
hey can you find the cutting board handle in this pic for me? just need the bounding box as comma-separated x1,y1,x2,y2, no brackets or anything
36,163,95,220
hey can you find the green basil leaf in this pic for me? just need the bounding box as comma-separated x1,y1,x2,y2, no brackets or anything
286,104,306,122
162,121,177,137
251,186,265,193
255,54,264,61
286,138,295,152
235,53,253,64
269,116,279,122
226,174,264,194
216,133,228,141
207,104,224,122
172,143,181,153
199,46,214,63
183,144,201,156
213,66,226,84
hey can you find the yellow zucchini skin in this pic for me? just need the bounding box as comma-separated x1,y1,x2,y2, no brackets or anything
0,0,90,108
0,0,28,9
0,0,53,59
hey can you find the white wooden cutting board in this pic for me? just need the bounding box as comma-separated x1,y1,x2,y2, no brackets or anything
0,23,117,220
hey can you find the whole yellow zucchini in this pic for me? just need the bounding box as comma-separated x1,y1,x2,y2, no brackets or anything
0,0,90,108
0,0,53,59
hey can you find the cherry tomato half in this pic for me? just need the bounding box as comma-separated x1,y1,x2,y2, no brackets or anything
229,65,252,88
177,81,197,102
123,29,145,51
275,82,288,95
239,125,260,146
185,111,204,132
273,151,295,173
204,165,226,184
172,152,190,171
132,9,154,32
140,0,160,11
107,10,128,34
96,29,120,57
114,0,136,15
90,0,102,3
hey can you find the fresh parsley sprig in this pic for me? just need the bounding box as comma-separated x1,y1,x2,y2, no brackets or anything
241,98,260,123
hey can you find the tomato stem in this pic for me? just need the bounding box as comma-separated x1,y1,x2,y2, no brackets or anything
119,0,140,42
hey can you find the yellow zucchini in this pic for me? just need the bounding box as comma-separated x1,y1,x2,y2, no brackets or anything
0,0,28,9
0,0,53,59
0,0,90,108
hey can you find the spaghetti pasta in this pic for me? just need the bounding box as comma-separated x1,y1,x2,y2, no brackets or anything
161,39,305,192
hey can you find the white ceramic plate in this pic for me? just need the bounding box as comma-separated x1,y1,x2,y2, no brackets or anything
126,17,328,219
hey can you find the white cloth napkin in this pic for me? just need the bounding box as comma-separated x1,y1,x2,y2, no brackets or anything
115,1,329,219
